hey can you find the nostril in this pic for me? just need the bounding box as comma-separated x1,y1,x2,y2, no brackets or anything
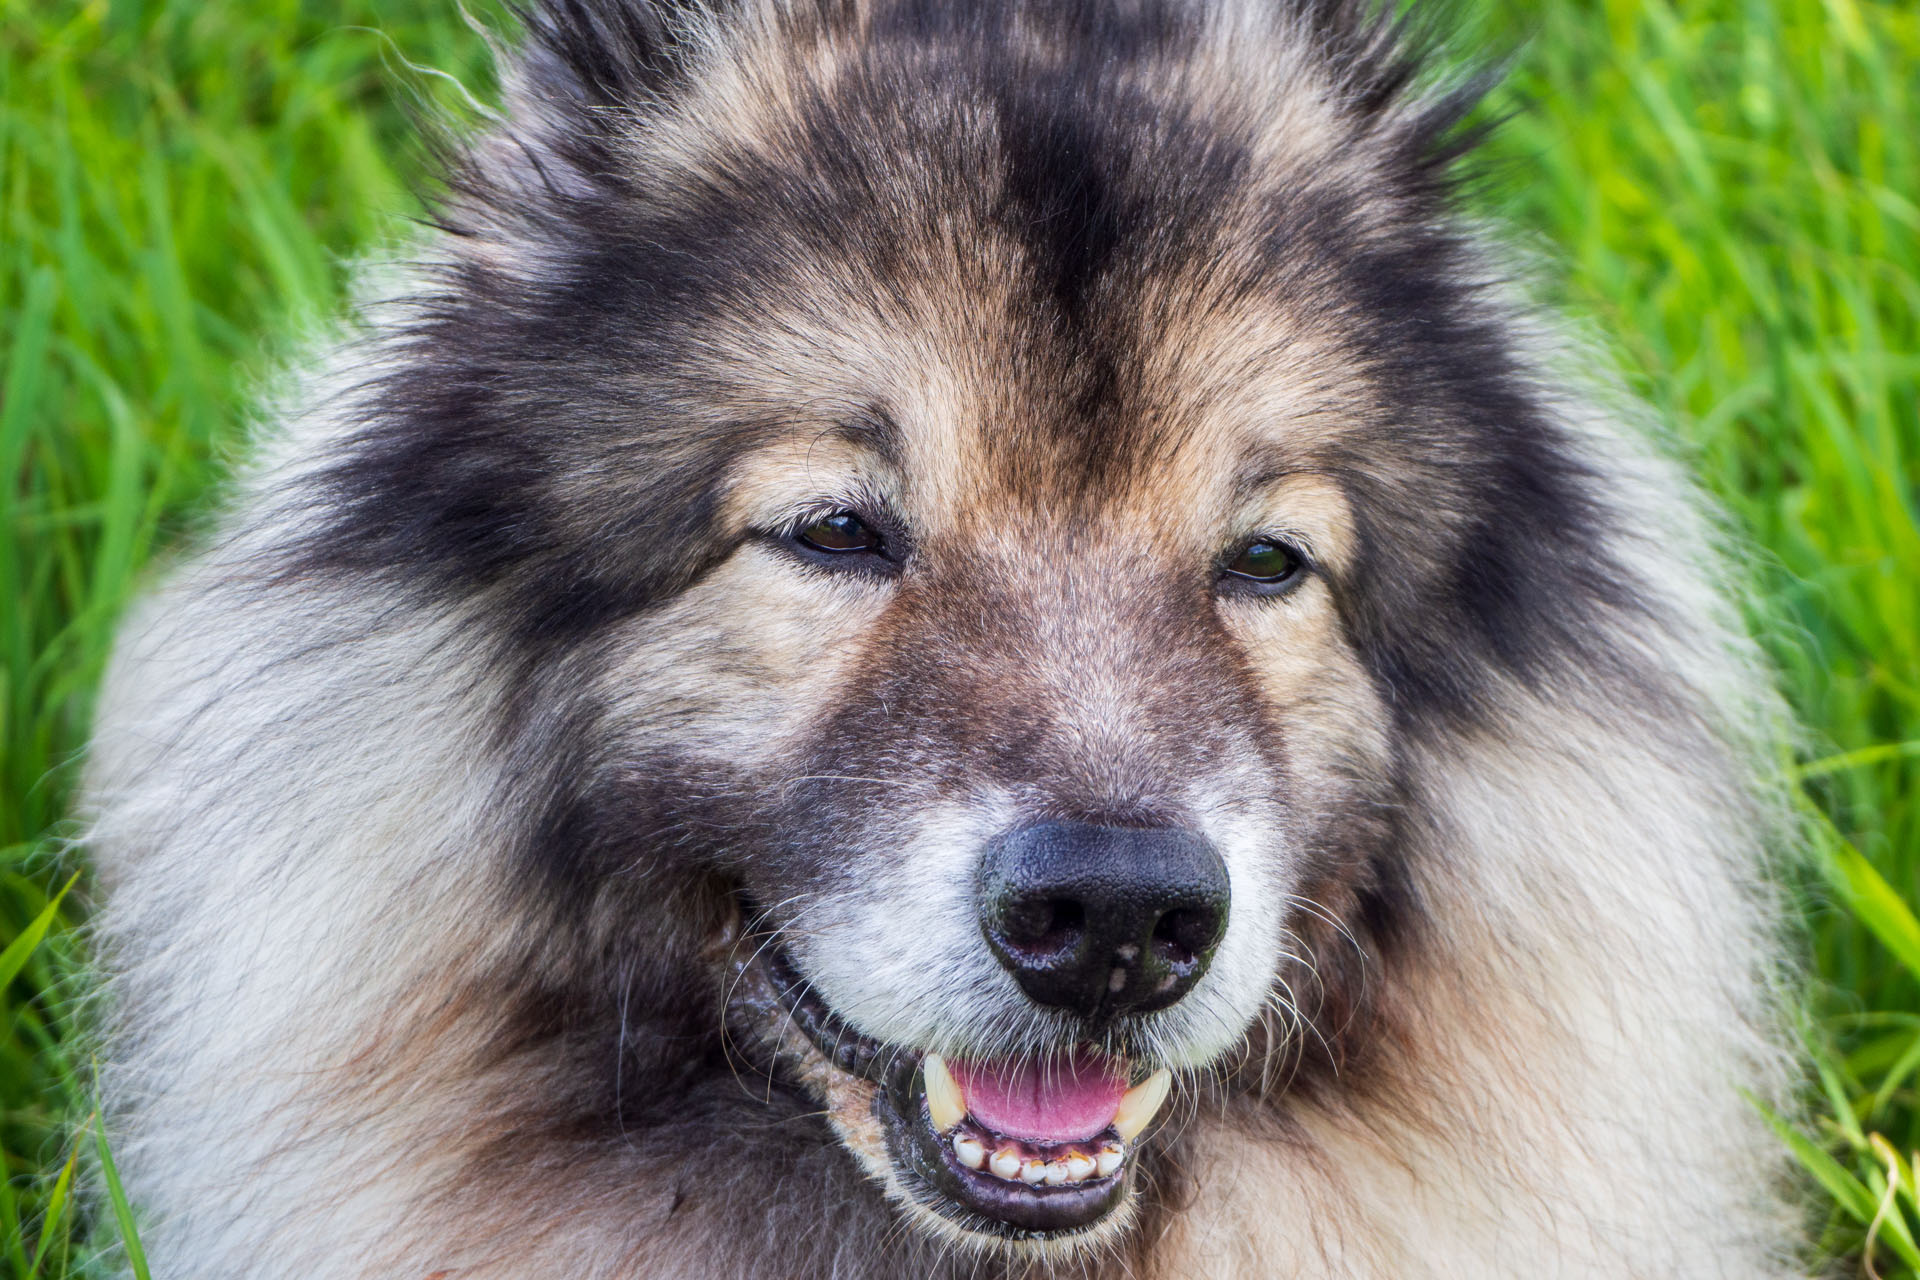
1002,896,1085,956
1152,906,1222,969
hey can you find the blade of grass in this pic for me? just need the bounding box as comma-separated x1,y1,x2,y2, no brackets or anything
91,1089,150,1280
1759,1101,1882,1230
1796,741,1920,781
0,871,78,994
25,1118,84,1280
1820,830,1920,988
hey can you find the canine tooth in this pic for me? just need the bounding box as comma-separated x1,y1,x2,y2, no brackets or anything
954,1135,986,1170
923,1054,966,1133
1066,1153,1096,1181
1095,1146,1124,1178
990,1149,1023,1181
1112,1068,1172,1141
1020,1160,1048,1185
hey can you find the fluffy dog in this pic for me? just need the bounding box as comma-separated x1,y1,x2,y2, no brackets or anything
84,0,1805,1275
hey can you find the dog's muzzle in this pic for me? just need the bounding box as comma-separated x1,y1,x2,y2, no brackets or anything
732,819,1226,1241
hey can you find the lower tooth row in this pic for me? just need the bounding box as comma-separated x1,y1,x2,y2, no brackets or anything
954,1136,1124,1184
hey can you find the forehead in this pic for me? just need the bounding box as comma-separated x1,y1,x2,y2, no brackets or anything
590,2,1390,525
668,202,1369,538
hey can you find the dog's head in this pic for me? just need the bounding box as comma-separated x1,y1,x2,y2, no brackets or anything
307,0,1627,1257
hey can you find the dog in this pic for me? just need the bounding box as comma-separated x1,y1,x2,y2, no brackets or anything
82,1,1806,1275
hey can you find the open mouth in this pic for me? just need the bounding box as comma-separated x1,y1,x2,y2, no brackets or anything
756,942,1174,1240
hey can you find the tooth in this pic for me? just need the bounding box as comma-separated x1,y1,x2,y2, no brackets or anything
953,1135,986,1170
923,1054,966,1133
1113,1068,1171,1141
1066,1153,1096,1181
1020,1160,1048,1185
1095,1146,1124,1178
1043,1161,1070,1186
990,1149,1023,1180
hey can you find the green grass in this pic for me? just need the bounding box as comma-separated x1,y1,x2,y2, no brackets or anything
1,0,1915,1273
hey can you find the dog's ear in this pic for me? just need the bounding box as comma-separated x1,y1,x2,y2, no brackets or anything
437,0,735,234
514,0,731,108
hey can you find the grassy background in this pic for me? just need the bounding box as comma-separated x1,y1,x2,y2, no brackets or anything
1,0,1915,1273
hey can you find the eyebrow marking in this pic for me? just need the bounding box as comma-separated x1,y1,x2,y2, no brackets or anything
827,407,904,469
1232,457,1333,505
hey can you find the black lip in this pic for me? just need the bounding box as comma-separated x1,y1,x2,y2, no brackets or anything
764,941,890,1081
759,938,1132,1238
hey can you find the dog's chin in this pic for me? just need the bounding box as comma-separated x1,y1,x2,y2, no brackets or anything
726,941,1165,1258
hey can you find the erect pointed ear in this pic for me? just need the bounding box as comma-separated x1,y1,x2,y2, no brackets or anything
513,0,728,108
436,0,731,241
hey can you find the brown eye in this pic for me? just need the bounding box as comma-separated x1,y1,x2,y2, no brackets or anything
796,511,883,555
1222,538,1305,591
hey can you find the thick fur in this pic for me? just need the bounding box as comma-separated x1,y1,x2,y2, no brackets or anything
84,1,1806,1276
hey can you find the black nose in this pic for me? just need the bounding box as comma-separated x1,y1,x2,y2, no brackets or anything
977,821,1230,1019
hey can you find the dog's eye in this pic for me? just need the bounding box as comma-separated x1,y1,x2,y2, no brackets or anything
796,511,884,555
1221,538,1306,594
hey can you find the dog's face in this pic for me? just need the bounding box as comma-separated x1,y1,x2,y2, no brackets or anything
610,298,1392,1245
311,0,1624,1259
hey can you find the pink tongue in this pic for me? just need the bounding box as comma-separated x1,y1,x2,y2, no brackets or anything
948,1052,1128,1144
